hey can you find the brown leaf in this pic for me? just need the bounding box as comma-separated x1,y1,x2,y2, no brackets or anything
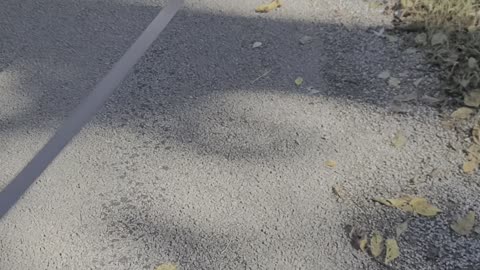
350,227,367,251
255,0,282,13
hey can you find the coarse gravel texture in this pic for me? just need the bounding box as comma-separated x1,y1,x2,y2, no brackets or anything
1,0,479,269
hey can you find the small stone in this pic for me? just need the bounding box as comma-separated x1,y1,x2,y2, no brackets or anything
388,77,401,88
252,41,262,48
299,35,313,45
404,47,417,54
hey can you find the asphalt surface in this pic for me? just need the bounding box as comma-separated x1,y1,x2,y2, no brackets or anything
1,0,479,269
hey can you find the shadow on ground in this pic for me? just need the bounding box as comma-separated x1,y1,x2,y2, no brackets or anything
0,0,430,163
3,1,477,270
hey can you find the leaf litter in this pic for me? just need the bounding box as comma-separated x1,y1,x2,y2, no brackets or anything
392,131,407,148
255,0,282,13
385,239,400,264
451,107,475,119
294,77,304,86
396,220,409,238
155,263,177,270
451,211,476,235
373,196,441,217
370,231,383,258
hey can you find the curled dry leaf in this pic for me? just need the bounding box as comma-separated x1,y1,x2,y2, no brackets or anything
255,0,282,13
392,131,407,149
326,160,337,168
473,122,480,144
451,211,476,236
385,239,400,264
295,77,304,86
155,263,177,270
332,184,346,198
451,107,475,119
350,227,368,251
370,231,383,258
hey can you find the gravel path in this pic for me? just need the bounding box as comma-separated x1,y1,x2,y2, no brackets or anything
1,0,479,269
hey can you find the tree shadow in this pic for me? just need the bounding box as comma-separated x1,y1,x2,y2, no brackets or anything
0,0,435,162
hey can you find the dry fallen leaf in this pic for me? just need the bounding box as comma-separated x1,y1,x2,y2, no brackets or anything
410,197,442,217
370,231,383,258
392,131,407,149
451,107,475,119
473,122,480,144
463,159,478,174
385,239,400,264
451,211,476,236
350,227,368,251
359,238,368,252
326,160,337,168
155,263,177,270
373,197,413,212
464,90,480,107
255,0,282,13
332,184,346,198
374,196,441,216
295,77,304,86
396,221,409,238
467,144,480,159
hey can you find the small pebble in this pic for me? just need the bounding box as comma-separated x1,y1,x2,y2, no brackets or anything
252,41,262,48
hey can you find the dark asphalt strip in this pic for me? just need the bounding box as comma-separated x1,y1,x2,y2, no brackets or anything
0,0,184,219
